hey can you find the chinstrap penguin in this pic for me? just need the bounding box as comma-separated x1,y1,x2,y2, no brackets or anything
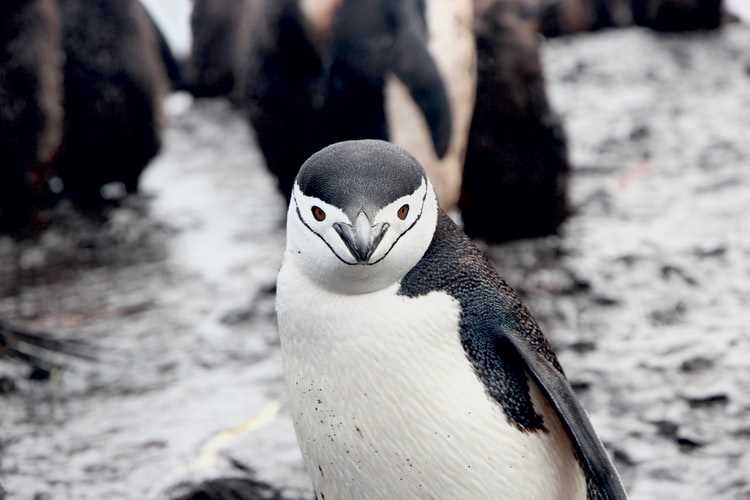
244,0,453,204
276,140,627,499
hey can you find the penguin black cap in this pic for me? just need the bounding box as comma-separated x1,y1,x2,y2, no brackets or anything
296,140,426,221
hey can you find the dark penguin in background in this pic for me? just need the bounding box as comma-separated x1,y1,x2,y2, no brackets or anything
187,0,258,99
539,0,633,36
630,0,723,32
0,0,62,236
244,0,453,202
56,0,168,207
460,0,570,243
539,0,724,35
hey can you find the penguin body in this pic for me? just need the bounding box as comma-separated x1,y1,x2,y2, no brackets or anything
385,0,476,209
245,0,326,203
56,0,168,207
277,141,626,500
539,0,723,35
460,1,570,242
0,0,62,235
188,0,258,99
245,0,453,204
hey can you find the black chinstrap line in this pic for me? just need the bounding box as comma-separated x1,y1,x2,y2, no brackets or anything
367,185,427,266
292,183,428,268
294,196,357,266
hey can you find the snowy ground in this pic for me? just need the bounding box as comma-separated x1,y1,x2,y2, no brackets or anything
1,24,750,500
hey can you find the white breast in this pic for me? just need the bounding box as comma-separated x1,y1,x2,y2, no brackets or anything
386,0,477,210
277,260,586,500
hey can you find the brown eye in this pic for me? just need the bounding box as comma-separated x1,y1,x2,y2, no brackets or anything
397,204,409,220
311,206,326,221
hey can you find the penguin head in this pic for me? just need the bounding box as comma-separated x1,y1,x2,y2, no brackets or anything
286,140,439,294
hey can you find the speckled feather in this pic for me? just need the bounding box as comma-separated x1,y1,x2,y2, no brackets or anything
400,212,621,500
401,212,562,429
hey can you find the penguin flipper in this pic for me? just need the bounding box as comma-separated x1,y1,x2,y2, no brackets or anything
498,329,628,500
391,30,452,159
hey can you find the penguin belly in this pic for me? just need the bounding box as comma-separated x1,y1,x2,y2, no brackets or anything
277,261,587,500
386,0,476,210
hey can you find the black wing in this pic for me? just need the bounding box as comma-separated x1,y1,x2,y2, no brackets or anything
400,213,627,499
391,26,452,159
497,327,628,500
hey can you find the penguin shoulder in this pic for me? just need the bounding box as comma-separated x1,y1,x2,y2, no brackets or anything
399,211,628,500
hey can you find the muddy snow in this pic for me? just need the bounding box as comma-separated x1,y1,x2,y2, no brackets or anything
2,25,750,500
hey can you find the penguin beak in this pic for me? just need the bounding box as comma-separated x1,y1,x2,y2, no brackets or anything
333,212,389,264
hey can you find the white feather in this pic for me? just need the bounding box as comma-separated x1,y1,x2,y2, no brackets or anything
277,262,587,500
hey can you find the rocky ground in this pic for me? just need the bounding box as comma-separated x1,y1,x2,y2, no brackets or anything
2,25,750,500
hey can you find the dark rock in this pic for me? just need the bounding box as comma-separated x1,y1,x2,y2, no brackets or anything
591,294,621,306
660,264,698,286
568,340,597,353
570,379,592,392
685,393,729,409
653,419,679,438
28,366,52,381
629,124,650,141
221,307,256,326
679,356,715,373
676,436,705,452
0,375,18,396
612,447,636,467
649,301,686,326
692,244,726,259
169,478,303,500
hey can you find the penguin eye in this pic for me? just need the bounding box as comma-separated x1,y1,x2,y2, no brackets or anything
397,204,409,220
311,206,327,222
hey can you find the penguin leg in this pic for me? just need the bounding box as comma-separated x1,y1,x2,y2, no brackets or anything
390,29,452,159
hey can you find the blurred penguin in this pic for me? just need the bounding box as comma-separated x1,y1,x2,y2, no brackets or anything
187,0,259,99
539,0,632,36
245,0,454,204
244,0,325,202
56,0,168,208
631,0,723,31
460,0,570,242
385,0,476,209
0,0,62,236
540,0,723,35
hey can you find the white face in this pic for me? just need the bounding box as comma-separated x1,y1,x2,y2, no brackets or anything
285,178,439,294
